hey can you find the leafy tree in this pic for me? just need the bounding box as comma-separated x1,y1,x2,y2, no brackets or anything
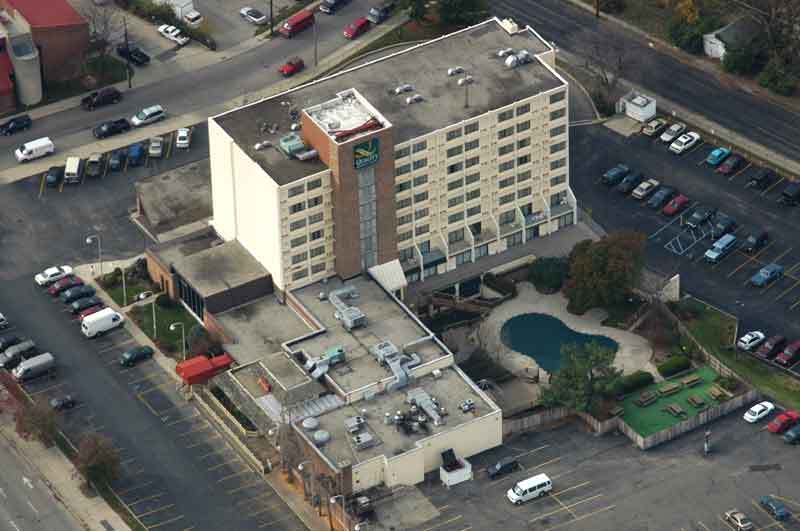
758,54,797,96
676,0,700,23
76,433,121,485
542,342,622,412
15,401,58,447
401,0,428,22
564,231,646,314
722,45,763,76
529,257,569,294
437,0,489,28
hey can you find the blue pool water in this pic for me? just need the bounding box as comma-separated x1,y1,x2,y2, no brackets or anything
501,313,618,373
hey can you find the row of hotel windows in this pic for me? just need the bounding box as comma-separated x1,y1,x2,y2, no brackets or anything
292,261,327,281
287,177,323,198
290,229,324,248
289,211,324,232
292,244,326,264
289,194,323,214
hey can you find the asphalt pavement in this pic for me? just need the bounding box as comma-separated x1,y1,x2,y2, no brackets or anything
491,0,800,163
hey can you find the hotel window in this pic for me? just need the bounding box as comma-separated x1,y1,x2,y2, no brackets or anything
448,178,464,191
288,185,304,198
447,162,463,174
498,126,514,139
399,230,413,241
499,193,515,206
465,172,480,185
397,197,412,209
446,128,463,141
292,269,308,281
550,91,566,104
415,224,430,236
517,138,531,150
310,245,325,258
516,121,530,133
414,191,428,203
413,174,428,187
499,160,514,173
415,208,429,220
307,178,322,191
455,250,472,265
290,236,307,248
395,146,410,159
550,158,566,171
550,125,566,137
506,231,523,248
399,247,415,261
499,209,516,224
291,252,307,265
308,195,322,208
498,143,514,156
419,240,431,253
398,214,412,225
498,109,514,122
413,158,428,170
413,140,427,153
475,244,489,259
465,122,479,135
499,176,515,188
309,212,324,225
448,228,465,244
516,103,531,115
396,181,411,193
289,202,305,214
517,170,531,182
447,146,463,158
448,212,464,224
465,139,480,151
311,263,326,275
448,195,464,208
465,156,479,168
550,108,566,121
467,205,481,217
396,164,411,176
466,189,481,201
550,174,567,187
310,229,324,241
517,154,531,166
550,142,566,154
290,219,306,231
518,187,532,198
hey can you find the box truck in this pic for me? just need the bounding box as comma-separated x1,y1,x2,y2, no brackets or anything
13,352,55,382
154,0,201,26
81,307,124,338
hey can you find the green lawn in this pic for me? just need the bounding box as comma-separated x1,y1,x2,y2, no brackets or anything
129,302,196,359
620,365,721,437
105,280,150,308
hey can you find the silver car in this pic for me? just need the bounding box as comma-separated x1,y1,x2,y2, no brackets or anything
148,136,164,158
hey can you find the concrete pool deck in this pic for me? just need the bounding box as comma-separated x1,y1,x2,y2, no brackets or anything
486,282,657,379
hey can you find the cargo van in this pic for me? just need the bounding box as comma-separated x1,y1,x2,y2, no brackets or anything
64,156,82,184
12,352,55,382
279,9,314,37
704,234,737,263
81,308,124,338
0,339,36,370
14,137,55,163
507,473,552,505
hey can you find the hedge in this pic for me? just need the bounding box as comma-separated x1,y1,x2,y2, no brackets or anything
483,272,517,297
528,257,568,294
615,370,654,395
658,355,691,377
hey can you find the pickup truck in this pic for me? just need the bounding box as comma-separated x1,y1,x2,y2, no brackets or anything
93,118,131,139
81,87,122,110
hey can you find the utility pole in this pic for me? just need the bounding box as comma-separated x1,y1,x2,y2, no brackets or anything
313,18,318,68
269,0,274,36
123,16,132,89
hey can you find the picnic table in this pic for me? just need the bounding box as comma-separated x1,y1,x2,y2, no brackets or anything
687,395,705,408
636,391,657,407
681,374,702,388
658,382,682,397
709,384,732,401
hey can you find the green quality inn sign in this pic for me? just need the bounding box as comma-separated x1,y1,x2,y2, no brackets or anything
354,138,379,169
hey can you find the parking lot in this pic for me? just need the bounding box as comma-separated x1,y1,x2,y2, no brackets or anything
570,122,800,350
409,409,799,531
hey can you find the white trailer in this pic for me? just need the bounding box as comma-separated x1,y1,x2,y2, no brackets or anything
81,308,124,338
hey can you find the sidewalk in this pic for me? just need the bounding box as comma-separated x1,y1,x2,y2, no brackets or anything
0,413,131,531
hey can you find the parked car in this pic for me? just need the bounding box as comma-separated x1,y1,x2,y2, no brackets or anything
47,276,83,296
0,339,36,370
641,118,667,137
175,127,192,149
279,56,305,77
116,44,150,66
60,285,96,304
743,401,774,423
601,163,629,186
0,114,32,136
775,340,800,367
319,0,351,14
737,331,765,351
647,186,676,209
711,213,736,238
767,411,800,434
659,122,686,143
779,182,800,206
669,132,700,154
50,394,76,411
746,168,776,190
662,194,690,216
750,263,783,287
783,424,800,444
44,166,65,187
742,230,768,253
131,105,164,127
0,335,21,352
705,147,730,166
344,17,370,39
631,178,660,200
240,6,268,24
148,136,164,158
78,304,106,322
760,496,791,520
723,509,753,531
487,457,519,480
35,265,73,286
0,313,7,330
158,25,190,46
119,346,155,367
85,152,105,178
93,118,130,139
366,1,395,24
755,335,787,360
718,154,746,176
616,172,644,194
109,149,127,171
127,143,146,166
686,205,716,229
81,87,122,110
70,296,103,314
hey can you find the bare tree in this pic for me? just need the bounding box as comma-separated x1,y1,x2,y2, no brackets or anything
15,401,58,447
75,433,121,486
585,38,632,97
80,4,120,62
733,0,800,60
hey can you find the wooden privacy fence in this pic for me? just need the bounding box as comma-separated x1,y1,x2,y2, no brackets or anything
502,407,570,438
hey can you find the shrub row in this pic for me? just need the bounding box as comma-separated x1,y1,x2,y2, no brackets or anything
483,272,518,298
613,370,654,396
657,355,691,377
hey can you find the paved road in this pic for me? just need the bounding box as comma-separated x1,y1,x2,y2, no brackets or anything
0,429,84,531
492,0,800,162
0,0,377,172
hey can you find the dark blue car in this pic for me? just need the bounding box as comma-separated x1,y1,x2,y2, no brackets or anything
750,263,783,287
127,143,145,167
760,496,791,521
601,163,630,186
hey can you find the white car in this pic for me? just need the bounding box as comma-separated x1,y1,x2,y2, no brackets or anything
737,330,766,351
0,312,7,329
34,265,73,286
631,178,660,200
158,25,190,46
148,136,164,158
240,6,268,25
743,401,775,423
669,132,700,154
175,127,192,149
660,122,686,143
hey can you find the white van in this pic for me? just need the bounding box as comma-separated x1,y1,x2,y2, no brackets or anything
507,473,552,505
131,105,165,127
12,352,55,382
81,307,124,338
64,156,82,184
14,137,55,162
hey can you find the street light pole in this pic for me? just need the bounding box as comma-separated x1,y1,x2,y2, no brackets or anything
86,234,102,276
313,18,318,68
123,16,132,89
169,322,186,361
269,0,273,37
122,266,127,306
152,298,157,338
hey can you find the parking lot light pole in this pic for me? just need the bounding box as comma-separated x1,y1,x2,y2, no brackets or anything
152,298,157,338
169,322,186,361
86,234,102,276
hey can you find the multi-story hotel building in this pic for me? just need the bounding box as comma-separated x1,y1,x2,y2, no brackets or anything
207,16,574,297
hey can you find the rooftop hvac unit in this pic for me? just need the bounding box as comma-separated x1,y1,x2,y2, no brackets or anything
406,94,423,105
279,133,306,157
313,430,331,446
447,66,464,76
393,84,413,95
345,415,366,433
371,341,400,364
341,306,366,330
295,149,319,161
352,432,376,451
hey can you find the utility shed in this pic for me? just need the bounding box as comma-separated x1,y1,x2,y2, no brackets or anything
703,16,763,60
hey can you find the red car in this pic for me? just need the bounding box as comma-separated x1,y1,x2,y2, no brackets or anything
47,275,83,296
279,57,304,77
755,335,787,360
717,154,746,176
775,340,800,367
767,410,800,433
343,17,370,39
662,194,690,216
78,304,105,322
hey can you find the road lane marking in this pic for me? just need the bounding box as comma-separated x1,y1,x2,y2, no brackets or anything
422,515,463,531
729,162,751,181
235,492,274,506
542,505,616,531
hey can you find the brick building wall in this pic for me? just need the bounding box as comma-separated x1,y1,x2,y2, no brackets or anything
32,23,88,82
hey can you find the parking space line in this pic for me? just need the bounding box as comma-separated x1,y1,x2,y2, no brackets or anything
120,457,137,466
59,175,66,193
697,521,711,531
751,500,787,531
128,493,164,506
226,480,264,495
207,458,240,471
147,515,185,529
128,372,165,386
550,492,576,519
197,448,223,460
116,481,154,496
166,414,200,427
729,243,774,277
28,381,68,395
98,338,135,354
137,393,161,416
775,278,800,301
762,176,784,196
553,481,591,496
216,469,250,483
541,504,616,531
717,514,736,531
138,382,176,395
685,141,705,155
246,499,288,518
529,494,603,523
771,494,800,507
136,503,175,518
176,423,210,438
421,515,463,531
39,175,46,198
496,456,563,486
515,444,550,459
